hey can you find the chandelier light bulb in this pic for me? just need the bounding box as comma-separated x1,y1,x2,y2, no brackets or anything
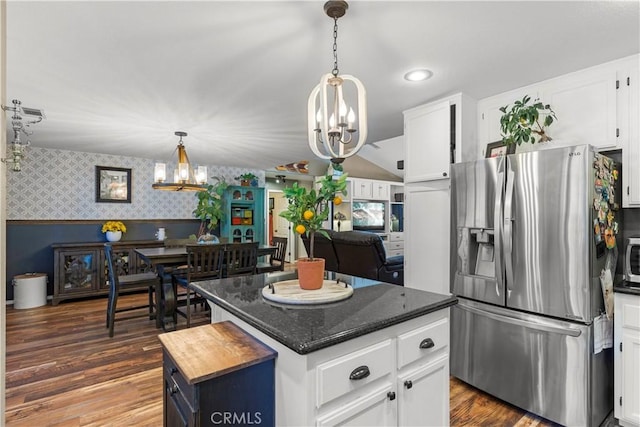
154,162,166,183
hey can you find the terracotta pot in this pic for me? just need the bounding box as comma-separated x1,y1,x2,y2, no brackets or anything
297,258,325,290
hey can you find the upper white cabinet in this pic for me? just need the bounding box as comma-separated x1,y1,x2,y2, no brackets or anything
403,93,477,183
352,178,390,201
621,60,640,207
539,68,618,150
477,54,639,160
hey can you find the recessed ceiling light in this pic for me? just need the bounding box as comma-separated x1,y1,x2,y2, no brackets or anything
404,69,433,82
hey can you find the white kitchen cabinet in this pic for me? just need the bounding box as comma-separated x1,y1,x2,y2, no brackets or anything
477,54,639,162
403,93,477,183
211,305,451,426
397,354,449,427
352,178,390,201
316,384,396,427
614,292,640,427
539,68,618,150
621,64,640,207
404,181,451,295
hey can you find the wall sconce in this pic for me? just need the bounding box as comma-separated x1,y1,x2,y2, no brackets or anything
275,175,286,184
1,99,45,171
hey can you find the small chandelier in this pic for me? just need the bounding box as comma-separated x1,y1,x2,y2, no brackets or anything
308,0,367,164
152,131,207,191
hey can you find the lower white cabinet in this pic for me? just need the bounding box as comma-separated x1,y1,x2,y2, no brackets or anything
614,292,640,427
397,354,449,427
404,181,451,295
317,384,396,427
385,232,404,257
211,304,450,426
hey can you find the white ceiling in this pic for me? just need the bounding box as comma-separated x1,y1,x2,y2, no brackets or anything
5,1,639,175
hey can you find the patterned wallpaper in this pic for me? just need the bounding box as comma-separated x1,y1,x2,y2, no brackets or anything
7,147,265,220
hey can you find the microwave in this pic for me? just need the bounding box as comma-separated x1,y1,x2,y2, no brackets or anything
625,238,640,283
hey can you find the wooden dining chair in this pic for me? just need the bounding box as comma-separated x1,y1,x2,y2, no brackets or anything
104,244,161,338
225,242,259,277
256,237,287,273
172,244,225,327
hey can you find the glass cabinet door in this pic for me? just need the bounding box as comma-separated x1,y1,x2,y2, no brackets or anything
58,249,100,294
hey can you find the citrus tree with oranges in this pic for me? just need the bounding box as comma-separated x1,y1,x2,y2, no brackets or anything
280,173,348,260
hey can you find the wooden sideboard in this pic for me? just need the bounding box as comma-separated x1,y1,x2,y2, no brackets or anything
51,240,165,305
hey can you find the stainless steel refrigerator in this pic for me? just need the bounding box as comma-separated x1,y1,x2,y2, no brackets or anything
450,144,620,427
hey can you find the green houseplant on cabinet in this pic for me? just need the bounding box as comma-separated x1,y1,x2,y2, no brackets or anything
192,177,229,240
235,172,258,187
499,95,557,145
280,173,348,290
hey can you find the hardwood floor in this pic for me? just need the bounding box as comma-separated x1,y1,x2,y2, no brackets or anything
3,293,570,426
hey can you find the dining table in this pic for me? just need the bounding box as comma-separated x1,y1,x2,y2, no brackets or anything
135,244,278,331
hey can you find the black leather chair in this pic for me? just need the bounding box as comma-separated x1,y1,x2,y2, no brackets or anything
330,231,404,285
300,230,340,272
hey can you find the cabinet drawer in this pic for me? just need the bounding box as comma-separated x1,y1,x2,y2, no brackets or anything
164,351,196,411
397,317,449,370
389,233,404,242
387,249,404,257
386,242,404,251
316,339,393,408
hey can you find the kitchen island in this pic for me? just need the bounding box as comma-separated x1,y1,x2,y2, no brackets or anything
190,271,457,426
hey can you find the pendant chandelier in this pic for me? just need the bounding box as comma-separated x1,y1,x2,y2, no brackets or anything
308,0,367,164
152,131,207,191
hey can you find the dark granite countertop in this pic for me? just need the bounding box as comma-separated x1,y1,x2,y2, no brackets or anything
190,271,457,355
614,280,640,296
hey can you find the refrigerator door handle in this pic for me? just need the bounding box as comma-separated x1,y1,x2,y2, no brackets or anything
503,161,515,291
494,157,505,297
458,301,583,337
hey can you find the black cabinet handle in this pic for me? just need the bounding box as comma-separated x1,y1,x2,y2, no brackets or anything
442,172,448,177
387,391,396,401
170,367,178,375
168,384,179,395
404,380,413,389
419,338,435,349
349,365,370,380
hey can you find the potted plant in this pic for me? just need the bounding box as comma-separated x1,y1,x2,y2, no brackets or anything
192,176,229,240
102,220,126,242
280,173,348,290
235,172,258,187
499,95,557,145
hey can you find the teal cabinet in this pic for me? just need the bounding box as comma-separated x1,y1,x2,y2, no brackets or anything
221,186,265,245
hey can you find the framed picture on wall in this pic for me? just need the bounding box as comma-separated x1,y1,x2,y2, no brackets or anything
96,166,132,203
485,140,515,158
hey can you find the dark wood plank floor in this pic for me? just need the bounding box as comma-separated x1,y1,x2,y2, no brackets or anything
2,293,575,426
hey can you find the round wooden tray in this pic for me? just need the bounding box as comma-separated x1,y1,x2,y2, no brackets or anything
262,279,353,305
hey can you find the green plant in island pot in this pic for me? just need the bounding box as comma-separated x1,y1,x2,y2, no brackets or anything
499,95,557,147
192,176,229,242
235,172,258,187
280,173,348,290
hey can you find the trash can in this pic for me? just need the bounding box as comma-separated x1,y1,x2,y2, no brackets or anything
13,273,48,309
